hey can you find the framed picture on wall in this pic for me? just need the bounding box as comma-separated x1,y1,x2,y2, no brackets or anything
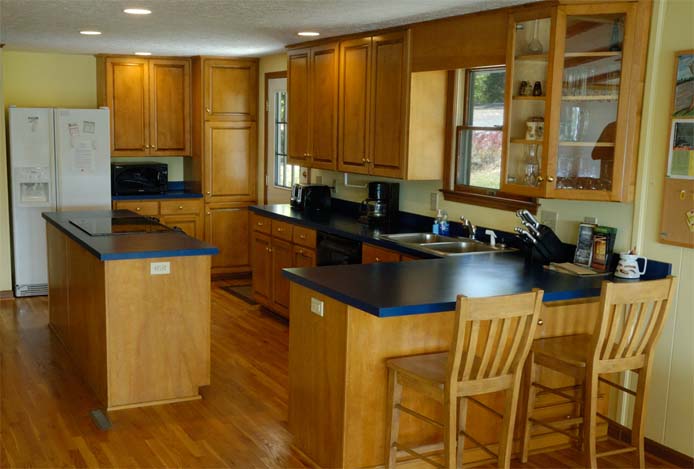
673,50,694,117
667,119,694,179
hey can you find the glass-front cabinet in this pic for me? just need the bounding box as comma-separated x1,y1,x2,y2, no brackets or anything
501,7,556,197
502,3,639,202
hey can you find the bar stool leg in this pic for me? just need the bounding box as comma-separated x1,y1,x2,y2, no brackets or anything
456,397,468,469
520,352,537,463
499,376,523,469
632,365,652,469
444,389,457,469
583,368,599,469
385,369,403,469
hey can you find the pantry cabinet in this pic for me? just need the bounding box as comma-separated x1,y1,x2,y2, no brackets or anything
501,2,644,202
287,43,339,169
191,57,258,273
98,56,191,157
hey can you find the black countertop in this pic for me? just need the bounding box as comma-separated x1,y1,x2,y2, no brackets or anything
251,204,671,318
43,210,218,261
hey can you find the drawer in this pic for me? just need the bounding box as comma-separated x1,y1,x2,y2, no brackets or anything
293,225,317,248
271,219,294,241
362,243,401,264
252,214,272,234
160,199,203,215
114,200,159,216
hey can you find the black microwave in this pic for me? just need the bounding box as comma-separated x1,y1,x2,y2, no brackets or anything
111,162,168,195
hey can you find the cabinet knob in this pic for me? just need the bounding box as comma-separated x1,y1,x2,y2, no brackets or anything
257,222,264,226
268,248,272,253
375,257,381,262
206,107,211,114
537,176,544,183
366,158,371,164
206,191,211,195
299,249,304,254
299,234,306,239
206,211,211,215
152,145,157,150
277,228,283,232
178,205,183,210
144,145,150,149
362,158,367,163
537,319,544,326
547,176,555,182
136,207,141,211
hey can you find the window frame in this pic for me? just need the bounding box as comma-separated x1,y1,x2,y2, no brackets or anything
272,89,300,190
443,68,539,213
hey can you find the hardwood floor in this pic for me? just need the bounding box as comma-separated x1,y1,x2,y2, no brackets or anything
0,280,678,468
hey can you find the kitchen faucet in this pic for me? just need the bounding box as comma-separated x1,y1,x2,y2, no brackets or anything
460,216,477,240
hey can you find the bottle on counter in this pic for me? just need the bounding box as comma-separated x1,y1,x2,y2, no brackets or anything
433,209,449,236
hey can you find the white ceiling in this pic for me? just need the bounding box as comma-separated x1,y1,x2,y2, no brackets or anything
1,0,534,57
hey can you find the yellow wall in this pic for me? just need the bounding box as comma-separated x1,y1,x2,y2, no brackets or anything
257,53,288,202
0,51,11,292
629,0,693,455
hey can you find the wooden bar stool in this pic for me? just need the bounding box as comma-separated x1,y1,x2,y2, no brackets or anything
384,289,544,469
519,277,677,468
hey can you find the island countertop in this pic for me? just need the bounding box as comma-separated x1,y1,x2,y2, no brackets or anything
42,210,218,261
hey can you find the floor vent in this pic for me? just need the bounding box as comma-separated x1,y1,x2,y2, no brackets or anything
15,283,48,297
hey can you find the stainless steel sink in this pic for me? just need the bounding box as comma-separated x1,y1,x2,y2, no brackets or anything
379,233,459,244
379,232,516,256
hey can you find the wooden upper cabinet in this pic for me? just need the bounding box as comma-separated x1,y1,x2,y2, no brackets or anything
338,37,372,175
204,59,258,121
309,43,339,170
369,31,409,179
287,49,311,165
149,59,191,156
203,121,257,203
287,43,338,169
100,56,191,157
103,57,150,156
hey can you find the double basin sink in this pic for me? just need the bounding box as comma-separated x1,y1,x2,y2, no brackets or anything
379,233,516,257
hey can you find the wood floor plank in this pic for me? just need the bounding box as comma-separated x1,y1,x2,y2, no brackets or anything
0,281,678,468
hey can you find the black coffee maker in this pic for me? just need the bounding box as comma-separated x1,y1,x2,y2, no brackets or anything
359,182,399,228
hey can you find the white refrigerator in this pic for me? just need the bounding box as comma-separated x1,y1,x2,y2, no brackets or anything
8,107,111,297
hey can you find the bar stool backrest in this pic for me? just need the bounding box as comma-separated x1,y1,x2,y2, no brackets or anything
448,289,544,395
590,277,677,371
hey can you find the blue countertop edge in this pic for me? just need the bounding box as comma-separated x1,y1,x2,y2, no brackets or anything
42,211,218,261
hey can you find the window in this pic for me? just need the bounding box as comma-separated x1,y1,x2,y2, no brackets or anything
456,67,505,189
444,67,538,212
273,90,300,189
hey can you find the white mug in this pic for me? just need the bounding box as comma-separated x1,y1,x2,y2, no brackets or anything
614,252,647,279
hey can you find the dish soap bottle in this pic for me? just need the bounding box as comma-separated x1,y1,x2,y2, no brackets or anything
434,209,450,236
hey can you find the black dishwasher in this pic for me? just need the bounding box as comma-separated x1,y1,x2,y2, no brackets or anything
316,232,362,266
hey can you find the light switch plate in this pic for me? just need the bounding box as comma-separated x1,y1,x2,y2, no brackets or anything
430,192,439,211
310,297,324,317
150,261,171,275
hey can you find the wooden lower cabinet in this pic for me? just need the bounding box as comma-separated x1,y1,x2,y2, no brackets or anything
205,204,250,274
251,214,317,318
362,243,407,264
251,232,272,304
113,198,204,240
271,238,294,316
160,214,202,239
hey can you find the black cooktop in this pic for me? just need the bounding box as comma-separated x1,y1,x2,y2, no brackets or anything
69,216,172,236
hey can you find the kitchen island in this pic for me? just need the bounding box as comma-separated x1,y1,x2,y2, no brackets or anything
283,253,671,468
43,210,218,411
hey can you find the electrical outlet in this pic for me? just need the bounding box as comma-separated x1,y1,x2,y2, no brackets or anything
541,210,558,231
430,192,439,211
584,216,598,225
150,261,170,275
310,297,324,317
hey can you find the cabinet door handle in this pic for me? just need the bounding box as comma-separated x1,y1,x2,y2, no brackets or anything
537,176,544,183
136,207,141,211
276,228,283,232
268,248,273,253
547,176,555,182
206,212,211,215
206,191,211,195
178,205,184,210
144,145,150,149
299,234,306,239
299,249,304,254
257,222,264,226
375,257,381,262
537,319,544,325
206,107,211,114
152,145,157,150
362,158,366,163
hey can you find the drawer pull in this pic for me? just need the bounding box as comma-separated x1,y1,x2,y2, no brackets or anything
136,207,141,211
299,234,306,239
206,107,211,114
537,319,544,326
257,222,264,226
277,228,283,232
178,205,183,210
375,257,381,262
299,249,304,254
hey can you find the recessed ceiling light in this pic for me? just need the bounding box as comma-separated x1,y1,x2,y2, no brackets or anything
80,30,102,35
124,8,151,15
297,31,320,37
134,52,152,56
